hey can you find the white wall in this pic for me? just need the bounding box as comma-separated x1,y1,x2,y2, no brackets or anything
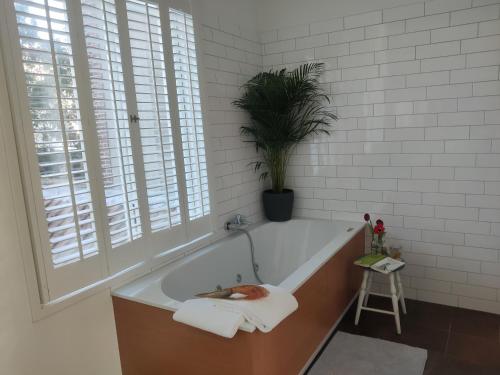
260,0,500,314
257,0,422,30
196,0,265,228
0,1,263,374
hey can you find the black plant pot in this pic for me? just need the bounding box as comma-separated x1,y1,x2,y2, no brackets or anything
262,189,294,222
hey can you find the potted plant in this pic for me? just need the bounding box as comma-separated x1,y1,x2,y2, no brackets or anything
233,63,336,221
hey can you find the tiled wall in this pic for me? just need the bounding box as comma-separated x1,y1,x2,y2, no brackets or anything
261,0,500,314
200,17,266,229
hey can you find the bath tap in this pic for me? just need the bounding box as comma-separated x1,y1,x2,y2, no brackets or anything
225,214,250,231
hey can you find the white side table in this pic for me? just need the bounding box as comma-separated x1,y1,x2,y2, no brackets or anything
354,266,407,334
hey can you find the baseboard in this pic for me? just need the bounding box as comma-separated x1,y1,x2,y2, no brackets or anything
299,292,359,375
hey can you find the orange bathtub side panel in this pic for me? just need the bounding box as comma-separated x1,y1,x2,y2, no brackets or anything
113,229,364,375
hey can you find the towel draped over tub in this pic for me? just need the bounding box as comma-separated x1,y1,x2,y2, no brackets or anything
172,284,298,338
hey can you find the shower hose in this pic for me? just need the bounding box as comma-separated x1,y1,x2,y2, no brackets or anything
236,228,263,284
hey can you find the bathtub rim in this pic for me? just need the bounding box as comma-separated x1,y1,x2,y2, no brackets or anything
111,218,365,314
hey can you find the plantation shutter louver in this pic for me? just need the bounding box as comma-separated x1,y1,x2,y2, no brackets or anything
14,0,99,266
11,0,105,299
81,0,143,248
169,8,210,221
126,0,182,234
2,0,213,303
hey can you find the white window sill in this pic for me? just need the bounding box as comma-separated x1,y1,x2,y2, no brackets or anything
31,230,225,321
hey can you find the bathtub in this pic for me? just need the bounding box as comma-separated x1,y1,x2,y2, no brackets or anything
112,218,365,375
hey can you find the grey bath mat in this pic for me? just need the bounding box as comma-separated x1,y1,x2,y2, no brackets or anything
308,331,427,375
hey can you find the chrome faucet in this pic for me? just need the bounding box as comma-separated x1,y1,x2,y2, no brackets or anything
225,214,249,231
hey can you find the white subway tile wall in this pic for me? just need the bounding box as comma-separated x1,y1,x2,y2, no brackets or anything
261,0,500,314
201,19,265,229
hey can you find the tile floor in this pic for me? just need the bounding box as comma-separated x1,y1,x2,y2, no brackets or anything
308,297,500,374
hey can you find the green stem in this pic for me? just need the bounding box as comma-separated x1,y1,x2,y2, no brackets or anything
267,148,290,193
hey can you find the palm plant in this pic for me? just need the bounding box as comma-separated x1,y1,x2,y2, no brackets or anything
233,63,336,193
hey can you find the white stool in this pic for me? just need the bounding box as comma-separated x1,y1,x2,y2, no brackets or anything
354,268,407,334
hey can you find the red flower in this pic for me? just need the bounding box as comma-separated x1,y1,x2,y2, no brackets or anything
374,223,385,234
364,213,370,222
376,219,384,226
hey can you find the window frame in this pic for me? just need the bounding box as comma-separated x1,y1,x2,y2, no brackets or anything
0,0,218,318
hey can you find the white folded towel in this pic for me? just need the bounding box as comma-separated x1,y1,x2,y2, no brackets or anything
217,284,298,333
173,284,298,338
173,298,244,339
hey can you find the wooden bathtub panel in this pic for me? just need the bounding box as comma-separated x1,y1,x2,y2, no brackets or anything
112,297,256,375
113,229,364,375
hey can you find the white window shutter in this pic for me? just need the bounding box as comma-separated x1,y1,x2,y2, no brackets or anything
126,0,182,235
81,0,143,248
3,0,213,302
11,0,105,299
169,8,211,222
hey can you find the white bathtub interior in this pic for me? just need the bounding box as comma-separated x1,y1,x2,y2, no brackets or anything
113,218,365,312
